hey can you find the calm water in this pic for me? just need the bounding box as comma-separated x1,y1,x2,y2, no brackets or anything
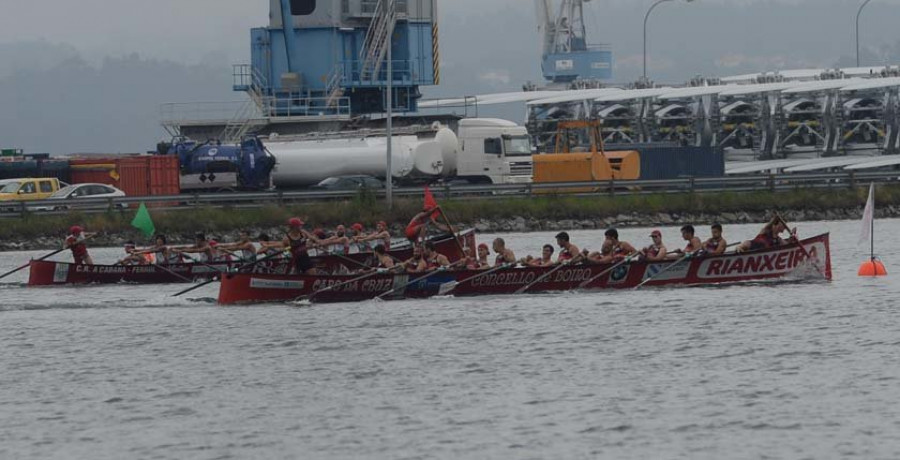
1,220,898,459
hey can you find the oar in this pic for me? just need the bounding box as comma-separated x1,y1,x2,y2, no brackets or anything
0,234,98,281
376,266,448,300
172,251,284,297
634,253,692,290
774,213,825,277
145,262,193,283
295,269,387,303
578,252,643,289
438,263,512,295
515,260,574,294
313,246,372,270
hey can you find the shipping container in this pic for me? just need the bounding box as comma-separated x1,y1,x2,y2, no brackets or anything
69,156,181,200
609,145,724,180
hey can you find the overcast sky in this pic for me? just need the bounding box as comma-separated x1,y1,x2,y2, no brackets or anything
2,0,900,154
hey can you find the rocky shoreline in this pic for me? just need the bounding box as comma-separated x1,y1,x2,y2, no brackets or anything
2,206,892,253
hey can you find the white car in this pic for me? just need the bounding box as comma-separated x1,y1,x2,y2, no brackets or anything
33,183,128,211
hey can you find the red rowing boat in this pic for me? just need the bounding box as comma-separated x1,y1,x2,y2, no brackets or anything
218,233,832,305
27,230,476,286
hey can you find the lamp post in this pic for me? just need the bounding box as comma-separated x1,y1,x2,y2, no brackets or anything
386,0,395,210
856,0,873,67
643,0,695,82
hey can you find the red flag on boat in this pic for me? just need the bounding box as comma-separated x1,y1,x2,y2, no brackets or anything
423,186,440,219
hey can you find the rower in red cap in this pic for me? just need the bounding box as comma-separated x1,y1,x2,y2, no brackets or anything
355,221,392,251
282,218,324,275
642,230,669,262
64,225,96,265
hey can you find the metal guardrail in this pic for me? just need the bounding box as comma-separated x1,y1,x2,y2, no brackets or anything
1,171,897,218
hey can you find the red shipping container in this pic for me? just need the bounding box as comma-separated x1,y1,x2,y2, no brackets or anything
149,156,181,196
69,156,181,207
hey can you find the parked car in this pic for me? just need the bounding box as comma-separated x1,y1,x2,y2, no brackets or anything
0,178,68,212
311,175,385,191
31,183,128,211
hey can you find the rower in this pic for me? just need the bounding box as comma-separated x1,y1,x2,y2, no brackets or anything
176,233,214,263
135,234,179,265
417,241,451,271
737,217,792,253
555,232,581,263
594,228,637,264
405,206,450,242
256,233,285,258
321,225,351,255
372,244,395,270
64,226,95,265
492,238,517,267
703,223,728,255
117,241,146,266
208,241,232,262
524,244,556,267
350,223,368,253
467,243,492,270
673,225,703,258
642,229,668,262
283,218,323,275
402,245,426,273
356,221,392,251
219,230,257,263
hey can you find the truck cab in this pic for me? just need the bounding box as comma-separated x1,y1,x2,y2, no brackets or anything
455,119,534,184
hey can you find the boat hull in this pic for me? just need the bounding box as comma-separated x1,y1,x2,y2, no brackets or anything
218,234,832,305
27,230,476,286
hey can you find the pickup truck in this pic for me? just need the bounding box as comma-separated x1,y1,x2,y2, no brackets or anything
0,178,67,211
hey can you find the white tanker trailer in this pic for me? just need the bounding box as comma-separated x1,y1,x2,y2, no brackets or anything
265,118,534,188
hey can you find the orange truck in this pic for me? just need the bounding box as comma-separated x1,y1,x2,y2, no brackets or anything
532,120,640,192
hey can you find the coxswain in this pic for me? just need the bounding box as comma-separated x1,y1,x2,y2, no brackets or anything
219,231,257,263
176,233,215,263
405,206,450,242
372,244,395,270
64,226,94,265
642,230,669,262
673,225,703,258
594,228,637,264
492,238,517,267
117,241,146,266
417,241,451,271
283,218,323,275
356,221,392,251
555,232,581,263
737,217,792,253
703,223,728,255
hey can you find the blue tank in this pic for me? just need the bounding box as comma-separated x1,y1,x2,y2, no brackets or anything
157,137,276,191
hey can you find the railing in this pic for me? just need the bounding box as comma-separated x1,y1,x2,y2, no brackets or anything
1,171,897,218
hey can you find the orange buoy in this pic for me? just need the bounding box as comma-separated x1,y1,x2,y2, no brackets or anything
858,259,887,277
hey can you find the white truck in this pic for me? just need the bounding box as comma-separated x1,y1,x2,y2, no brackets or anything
263,118,534,188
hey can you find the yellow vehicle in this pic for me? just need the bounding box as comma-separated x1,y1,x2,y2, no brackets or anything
0,178,66,204
532,120,640,193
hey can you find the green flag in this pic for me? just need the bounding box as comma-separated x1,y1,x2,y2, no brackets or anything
131,203,156,238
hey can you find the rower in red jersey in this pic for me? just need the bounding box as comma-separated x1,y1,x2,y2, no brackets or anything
673,225,703,258
356,221,392,251
703,223,728,255
64,226,95,265
642,230,669,262
405,206,450,242
555,232,581,263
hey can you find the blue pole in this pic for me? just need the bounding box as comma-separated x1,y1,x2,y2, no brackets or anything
280,0,298,72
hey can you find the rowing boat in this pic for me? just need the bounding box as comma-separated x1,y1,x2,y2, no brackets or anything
218,233,832,305
27,230,476,286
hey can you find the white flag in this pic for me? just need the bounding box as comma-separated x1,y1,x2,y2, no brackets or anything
859,183,875,246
